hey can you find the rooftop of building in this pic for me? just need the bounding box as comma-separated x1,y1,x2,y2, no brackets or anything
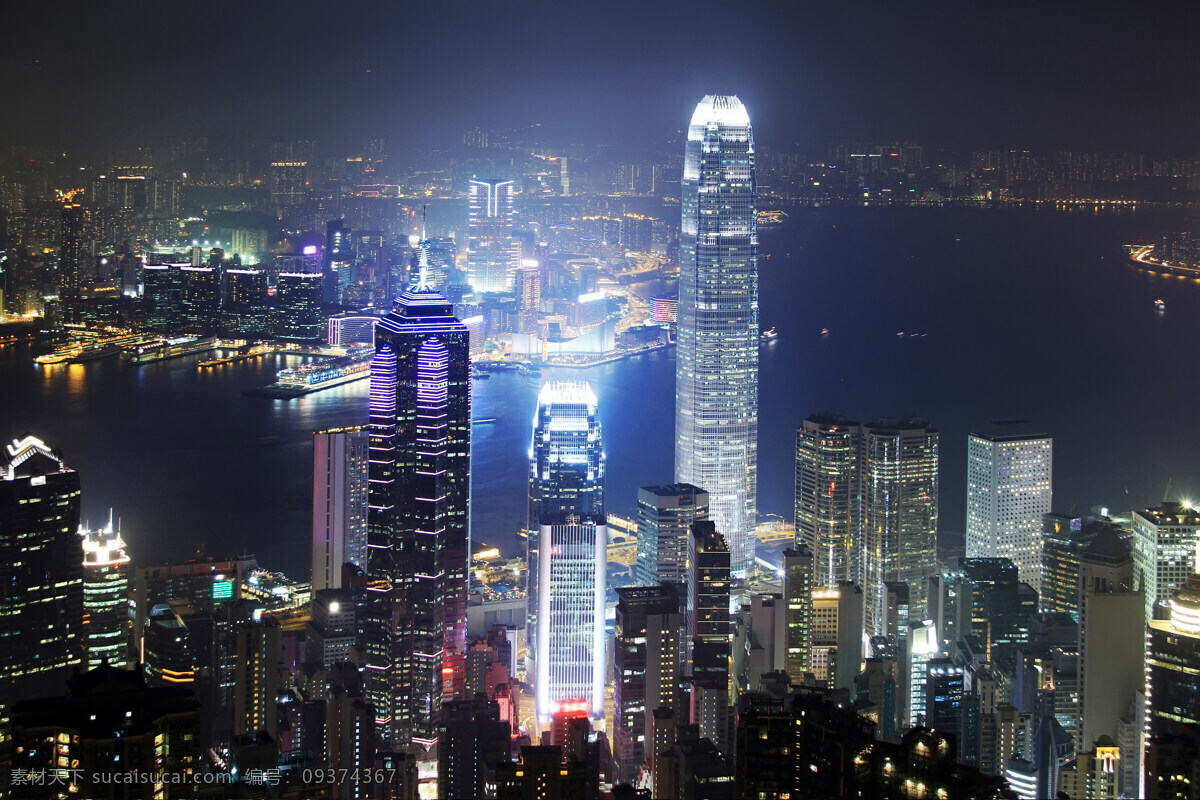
969,420,1051,442
1,434,69,480
1138,500,1200,525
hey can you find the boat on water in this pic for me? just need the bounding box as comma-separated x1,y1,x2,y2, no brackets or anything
820,328,829,335
1155,298,1166,311
760,327,779,341
757,210,789,225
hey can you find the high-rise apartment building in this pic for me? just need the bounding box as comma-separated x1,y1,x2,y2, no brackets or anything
81,516,131,669
965,424,1053,592
0,435,83,742
613,584,682,785
365,283,471,747
269,140,314,212
528,382,606,725
634,483,709,588
795,414,861,587
1132,501,1200,622
675,95,759,578
467,179,518,292
860,419,939,635
312,426,369,592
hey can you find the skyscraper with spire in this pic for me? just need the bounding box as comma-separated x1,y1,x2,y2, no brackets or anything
675,94,759,577
364,278,471,748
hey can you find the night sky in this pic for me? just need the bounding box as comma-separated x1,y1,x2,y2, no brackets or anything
3,0,1199,156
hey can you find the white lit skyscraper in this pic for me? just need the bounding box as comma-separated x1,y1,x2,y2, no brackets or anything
675,94,759,578
467,179,518,293
795,414,861,588
965,424,1053,592
81,514,131,669
528,382,606,725
312,426,369,592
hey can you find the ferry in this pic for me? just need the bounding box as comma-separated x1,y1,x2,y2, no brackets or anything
1155,298,1166,311
820,328,829,335
760,327,779,341
757,210,789,225
276,346,373,389
124,336,219,364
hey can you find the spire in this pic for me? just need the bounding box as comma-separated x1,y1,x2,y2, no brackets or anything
413,204,432,291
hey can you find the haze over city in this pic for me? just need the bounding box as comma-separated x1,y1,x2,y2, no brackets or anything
1,2,1199,799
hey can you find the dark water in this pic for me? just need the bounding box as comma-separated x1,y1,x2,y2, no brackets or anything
2,205,1198,577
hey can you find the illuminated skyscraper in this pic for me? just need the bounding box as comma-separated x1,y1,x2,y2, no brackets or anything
528,382,606,725
634,483,709,588
965,424,1053,592
178,265,220,332
81,515,131,669
365,283,471,747
312,426,369,592
1131,501,1200,622
0,436,83,744
272,272,324,341
269,140,314,213
795,414,861,587
675,95,758,577
860,419,939,636
467,179,518,293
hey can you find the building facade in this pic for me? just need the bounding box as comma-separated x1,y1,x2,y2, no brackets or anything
795,414,861,588
965,426,1053,592
860,419,939,635
675,94,759,578
312,426,369,592
365,285,471,747
1132,501,1200,622
467,179,518,292
634,483,709,588
80,517,131,669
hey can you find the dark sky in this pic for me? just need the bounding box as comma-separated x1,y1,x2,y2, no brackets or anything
4,0,1199,157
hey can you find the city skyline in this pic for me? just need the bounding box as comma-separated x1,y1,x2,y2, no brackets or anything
1,14,1200,792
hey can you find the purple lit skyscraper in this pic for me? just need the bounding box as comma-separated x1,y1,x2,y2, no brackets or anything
365,281,471,748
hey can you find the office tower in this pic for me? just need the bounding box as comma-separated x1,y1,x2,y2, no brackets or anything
675,94,759,578
1077,526,1142,759
781,547,813,684
1041,513,1130,618
273,271,324,341
795,414,861,587
326,665,377,800
948,558,1036,667
688,521,731,689
312,426,369,592
1145,554,1200,768
325,219,353,304
965,424,1053,592
327,313,380,347
925,657,965,735
1132,500,1200,621
269,140,314,212
306,587,358,669
11,665,201,800
365,281,471,747
634,483,709,588
141,263,182,331
0,435,83,745
860,418,939,635
232,615,282,736
526,380,605,677
80,516,131,669
438,695,511,800
467,178,518,292
178,264,220,331
517,264,541,312
222,267,269,337
613,584,682,784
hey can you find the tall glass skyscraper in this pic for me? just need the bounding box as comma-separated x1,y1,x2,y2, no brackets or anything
795,414,861,588
0,435,83,742
365,284,471,747
527,382,606,725
965,424,1053,592
675,95,759,577
860,419,939,636
467,179,518,293
81,516,131,670
311,426,369,592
